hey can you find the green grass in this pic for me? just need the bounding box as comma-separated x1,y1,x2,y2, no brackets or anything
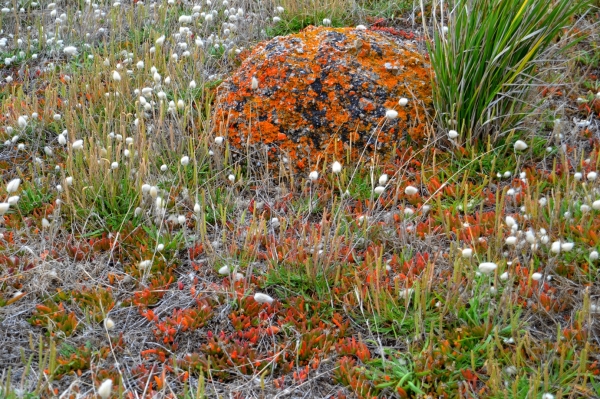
0,0,599,398
427,0,591,142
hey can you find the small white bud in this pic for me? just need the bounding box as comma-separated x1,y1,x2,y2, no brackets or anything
6,178,21,193
514,140,528,151
253,292,274,305
218,265,230,275
72,139,83,150
63,46,77,56
0,203,9,215
478,262,497,274
309,171,319,181
385,109,398,119
104,318,115,330
18,116,27,128
561,242,574,251
398,98,408,106
331,161,342,174
404,185,418,195
98,379,113,399
139,260,151,269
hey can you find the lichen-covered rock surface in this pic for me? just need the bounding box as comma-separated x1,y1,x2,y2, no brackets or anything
213,25,432,174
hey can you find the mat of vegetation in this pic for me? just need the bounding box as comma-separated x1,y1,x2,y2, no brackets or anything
0,0,599,398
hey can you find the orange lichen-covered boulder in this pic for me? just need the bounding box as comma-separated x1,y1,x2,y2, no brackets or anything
212,25,432,174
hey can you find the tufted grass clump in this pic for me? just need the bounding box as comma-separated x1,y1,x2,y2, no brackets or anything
427,0,591,143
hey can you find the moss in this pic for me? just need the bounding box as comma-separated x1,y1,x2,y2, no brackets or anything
213,26,432,174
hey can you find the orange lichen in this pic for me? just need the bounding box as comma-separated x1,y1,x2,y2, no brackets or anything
213,26,432,175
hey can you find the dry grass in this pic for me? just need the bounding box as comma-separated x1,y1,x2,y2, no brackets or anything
0,1,599,398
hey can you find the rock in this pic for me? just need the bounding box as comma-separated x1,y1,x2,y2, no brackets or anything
212,25,432,174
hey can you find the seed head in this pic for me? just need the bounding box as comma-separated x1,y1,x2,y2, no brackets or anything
385,109,398,119
404,185,418,195
0,203,10,215
331,161,342,174
63,46,77,56
560,242,574,251
6,178,20,193
253,292,274,305
478,262,497,274
218,265,230,275
98,379,113,399
514,140,528,151
374,186,385,195
104,318,115,330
